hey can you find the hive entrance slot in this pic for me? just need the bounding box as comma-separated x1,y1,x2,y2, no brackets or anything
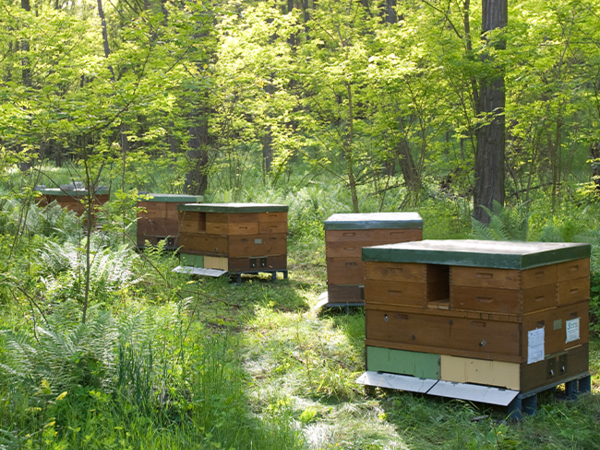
426,264,450,308
198,212,206,232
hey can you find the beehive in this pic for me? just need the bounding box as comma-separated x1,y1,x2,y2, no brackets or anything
36,185,109,215
136,194,203,249
177,203,288,275
358,240,591,408
324,213,423,304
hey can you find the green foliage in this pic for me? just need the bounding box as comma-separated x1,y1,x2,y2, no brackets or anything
470,201,529,241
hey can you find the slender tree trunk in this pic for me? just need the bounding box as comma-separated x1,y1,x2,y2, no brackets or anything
591,143,600,192
385,0,397,23
185,110,209,195
345,82,359,213
473,0,506,223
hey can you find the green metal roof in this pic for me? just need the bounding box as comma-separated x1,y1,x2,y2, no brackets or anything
324,212,423,230
141,194,204,202
36,187,109,196
362,239,591,269
178,203,288,213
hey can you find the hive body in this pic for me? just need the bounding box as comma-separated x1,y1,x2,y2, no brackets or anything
36,186,109,216
136,194,203,249
360,240,591,402
324,213,423,304
177,203,288,274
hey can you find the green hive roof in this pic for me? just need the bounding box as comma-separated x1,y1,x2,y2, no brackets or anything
324,212,423,230
36,187,109,196
141,194,204,202
178,203,288,213
362,239,591,269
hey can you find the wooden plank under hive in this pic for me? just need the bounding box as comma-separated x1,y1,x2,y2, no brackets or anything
324,212,423,304
137,194,203,250
176,203,288,276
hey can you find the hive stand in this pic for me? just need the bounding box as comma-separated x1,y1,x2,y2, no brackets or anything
36,184,109,216
136,194,203,250
320,212,423,309
356,240,592,418
173,203,288,282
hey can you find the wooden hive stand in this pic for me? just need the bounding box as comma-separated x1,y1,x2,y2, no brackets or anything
321,212,423,309
173,203,288,282
36,184,109,216
136,193,203,250
356,240,592,419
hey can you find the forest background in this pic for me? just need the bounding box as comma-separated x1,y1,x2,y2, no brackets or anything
1,0,600,448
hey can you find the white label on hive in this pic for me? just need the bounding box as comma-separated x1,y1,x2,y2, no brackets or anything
565,317,580,343
254,239,262,244
527,327,545,365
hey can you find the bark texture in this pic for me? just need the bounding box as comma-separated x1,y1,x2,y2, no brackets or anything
473,0,507,224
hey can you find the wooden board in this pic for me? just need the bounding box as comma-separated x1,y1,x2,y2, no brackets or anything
450,266,557,290
365,306,521,362
365,262,449,283
259,212,288,223
450,284,557,315
137,218,179,237
228,234,287,257
326,228,423,243
204,256,228,271
520,344,589,392
521,300,589,359
557,277,590,306
440,355,520,390
556,258,590,282
327,257,364,285
327,284,363,303
206,222,259,235
138,201,166,219
365,302,522,323
179,234,228,254
366,347,440,379
364,279,448,307
228,255,287,272
180,253,204,267
259,221,288,234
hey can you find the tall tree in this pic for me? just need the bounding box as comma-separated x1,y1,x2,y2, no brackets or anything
473,0,507,223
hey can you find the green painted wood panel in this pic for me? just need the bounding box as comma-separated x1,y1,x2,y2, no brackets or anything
180,253,204,267
324,212,423,230
366,346,440,379
141,193,203,202
178,203,288,213
362,240,590,269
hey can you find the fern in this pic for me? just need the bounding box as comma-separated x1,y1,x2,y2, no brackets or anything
470,201,529,241
0,308,118,394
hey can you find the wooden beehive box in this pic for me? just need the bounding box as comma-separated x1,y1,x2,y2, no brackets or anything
361,239,591,396
324,212,423,304
136,194,203,249
177,203,288,273
36,185,109,216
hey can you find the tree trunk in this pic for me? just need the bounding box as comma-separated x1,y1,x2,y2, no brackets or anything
185,111,209,195
473,0,506,224
591,143,600,192
385,0,397,24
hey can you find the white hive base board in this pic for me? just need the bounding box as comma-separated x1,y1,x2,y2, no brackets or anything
172,265,227,277
356,371,519,406
356,371,437,394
